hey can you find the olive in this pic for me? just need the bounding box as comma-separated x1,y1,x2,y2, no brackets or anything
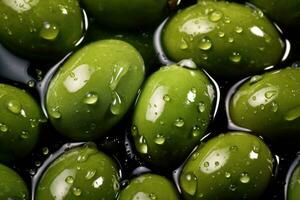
80,0,171,30
36,143,120,200
287,161,300,200
0,0,84,60
162,1,285,78
118,174,180,200
46,40,145,141
0,163,29,200
229,67,300,145
0,84,43,163
180,132,273,200
132,62,215,169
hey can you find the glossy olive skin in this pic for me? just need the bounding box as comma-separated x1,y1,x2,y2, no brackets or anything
180,132,273,200
162,1,285,78
80,0,169,29
118,174,180,200
132,64,215,169
0,0,84,60
0,84,43,163
229,67,300,145
46,40,145,141
36,144,120,200
287,162,300,200
249,0,300,32
0,164,29,200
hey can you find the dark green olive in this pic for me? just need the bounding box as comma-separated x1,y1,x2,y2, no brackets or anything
287,161,300,200
180,132,273,200
229,67,300,145
162,1,285,78
132,62,215,169
0,163,29,200
36,143,120,200
118,174,180,200
46,40,145,141
0,0,84,60
0,84,43,163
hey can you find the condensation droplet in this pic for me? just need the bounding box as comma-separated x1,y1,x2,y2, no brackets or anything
7,100,22,114
181,172,198,196
199,36,212,51
83,92,98,105
154,134,166,145
230,52,241,63
40,22,59,41
174,118,185,127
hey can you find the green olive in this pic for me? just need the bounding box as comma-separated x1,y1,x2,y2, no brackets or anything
0,84,43,163
180,132,273,200
229,67,300,145
118,174,180,200
46,40,145,141
287,160,300,200
36,143,120,200
0,0,84,60
132,63,215,169
162,1,285,78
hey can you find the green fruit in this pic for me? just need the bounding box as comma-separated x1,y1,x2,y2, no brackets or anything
36,143,120,200
162,1,285,78
229,67,300,145
118,174,180,200
287,162,300,200
249,0,300,32
0,163,29,200
180,132,273,200
0,0,84,60
46,40,145,141
80,0,170,29
0,84,43,163
132,63,215,169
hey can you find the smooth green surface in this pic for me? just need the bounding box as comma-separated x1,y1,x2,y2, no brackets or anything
229,67,300,144
0,84,43,163
118,174,180,200
46,40,145,141
162,1,284,78
132,64,215,169
0,163,29,200
288,164,300,200
180,132,273,200
36,144,120,200
0,0,84,60
80,0,169,29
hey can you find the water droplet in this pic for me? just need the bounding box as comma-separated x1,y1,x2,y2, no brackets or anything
137,135,148,154
235,26,243,34
163,95,171,102
7,100,22,114
42,147,49,155
20,131,29,139
240,173,250,183
72,187,82,196
260,104,265,111
215,161,220,166
265,90,277,99
110,91,123,115
40,22,59,41
180,38,189,50
65,176,74,184
77,154,87,163
228,37,234,43
93,176,104,188
29,119,39,128
198,102,205,113
83,92,98,105
204,162,209,168
230,146,238,151
50,108,61,119
250,75,263,84
191,126,201,137
174,118,185,127
264,34,271,43
218,31,225,38
85,169,97,180
229,184,237,191
199,36,212,51
131,125,138,136
209,10,223,22
154,134,165,145
271,102,278,112
181,172,198,196
284,106,300,121
149,193,157,199
27,80,36,88
230,52,241,63
224,16,231,23
225,172,231,178
110,63,129,91
0,123,8,133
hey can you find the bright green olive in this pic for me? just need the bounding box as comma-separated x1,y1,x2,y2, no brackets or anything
229,67,300,145
0,0,84,60
180,132,273,200
36,143,120,200
0,84,43,163
80,0,172,29
132,63,215,169
0,163,29,200
162,1,285,78
118,173,180,200
46,40,145,141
